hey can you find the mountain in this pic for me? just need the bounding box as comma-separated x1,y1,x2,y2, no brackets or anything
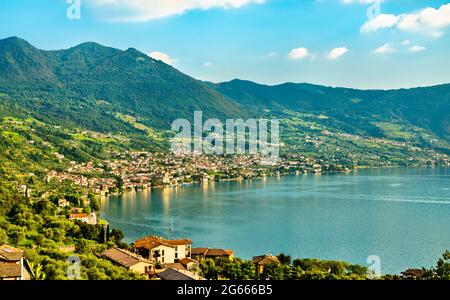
0,37,449,165
0,37,244,131
213,79,450,141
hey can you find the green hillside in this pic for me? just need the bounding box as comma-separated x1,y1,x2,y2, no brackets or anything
213,79,450,143
0,37,245,132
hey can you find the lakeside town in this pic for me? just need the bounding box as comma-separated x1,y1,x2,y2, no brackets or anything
42,151,356,200
41,150,450,202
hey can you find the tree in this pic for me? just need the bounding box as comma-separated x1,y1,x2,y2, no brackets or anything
221,260,242,280
109,228,124,244
29,262,47,280
88,194,100,211
261,263,285,280
277,253,292,266
200,258,218,280
0,228,8,244
427,251,450,280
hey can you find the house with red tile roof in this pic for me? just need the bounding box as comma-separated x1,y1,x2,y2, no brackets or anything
133,236,192,264
191,248,234,262
252,255,280,276
101,247,155,277
0,244,32,280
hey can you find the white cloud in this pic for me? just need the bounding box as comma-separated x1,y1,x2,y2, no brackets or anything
361,3,450,37
401,40,411,46
288,48,310,60
148,51,175,65
410,45,426,52
373,41,427,55
373,43,396,54
87,0,265,21
326,47,349,60
203,62,213,67
361,14,400,33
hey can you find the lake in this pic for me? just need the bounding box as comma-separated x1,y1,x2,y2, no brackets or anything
100,167,450,274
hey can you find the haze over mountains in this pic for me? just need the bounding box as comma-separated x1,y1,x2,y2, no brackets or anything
0,36,449,144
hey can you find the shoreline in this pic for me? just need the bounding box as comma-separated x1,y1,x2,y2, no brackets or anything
106,164,450,199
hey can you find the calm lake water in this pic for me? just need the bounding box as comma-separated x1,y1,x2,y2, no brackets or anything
101,167,450,274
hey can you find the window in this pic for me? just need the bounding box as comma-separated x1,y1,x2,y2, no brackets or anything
175,253,178,259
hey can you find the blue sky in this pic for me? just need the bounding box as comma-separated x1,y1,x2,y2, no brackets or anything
0,0,449,89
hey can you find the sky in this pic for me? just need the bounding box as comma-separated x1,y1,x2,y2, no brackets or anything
0,0,449,89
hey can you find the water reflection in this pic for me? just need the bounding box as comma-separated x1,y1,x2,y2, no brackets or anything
101,167,450,274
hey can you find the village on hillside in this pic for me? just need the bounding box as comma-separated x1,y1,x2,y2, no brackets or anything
1,235,281,280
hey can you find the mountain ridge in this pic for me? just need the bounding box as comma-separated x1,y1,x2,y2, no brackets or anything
0,37,449,144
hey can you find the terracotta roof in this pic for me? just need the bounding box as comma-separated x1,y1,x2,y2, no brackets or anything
165,263,187,271
134,236,191,250
0,261,21,278
179,258,198,265
0,244,24,262
69,213,89,219
205,249,232,257
191,248,209,255
101,248,152,268
252,255,280,265
166,239,192,246
402,269,426,278
157,268,202,280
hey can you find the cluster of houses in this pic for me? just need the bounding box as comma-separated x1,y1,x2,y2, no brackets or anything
101,235,279,280
42,151,354,202
1,236,280,280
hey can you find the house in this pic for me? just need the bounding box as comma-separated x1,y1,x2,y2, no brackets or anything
401,269,426,280
0,245,32,280
191,248,208,261
157,267,204,280
191,248,234,262
69,212,97,225
179,257,199,272
252,255,280,277
133,236,192,264
101,247,154,277
165,262,187,272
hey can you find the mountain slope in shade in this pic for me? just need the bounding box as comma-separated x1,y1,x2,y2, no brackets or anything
0,37,449,145
0,37,245,130
213,79,450,141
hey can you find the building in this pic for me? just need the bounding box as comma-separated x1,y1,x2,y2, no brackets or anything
179,257,199,272
191,248,234,262
0,245,32,280
101,247,154,277
69,212,97,225
191,248,208,261
401,269,426,280
157,267,203,280
252,255,280,277
133,236,192,264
